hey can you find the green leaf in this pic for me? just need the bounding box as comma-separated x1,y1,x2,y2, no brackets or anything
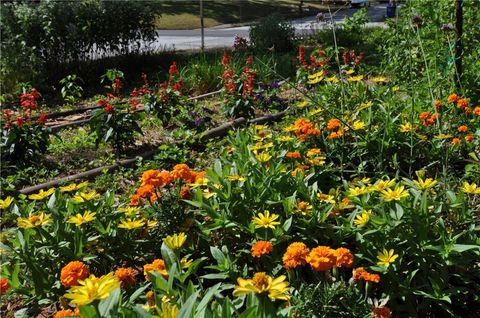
210,246,226,265
79,305,98,318
98,287,121,317
177,290,200,318
196,283,222,316
450,244,480,253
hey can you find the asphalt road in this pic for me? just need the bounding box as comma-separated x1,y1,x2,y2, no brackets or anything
149,3,389,51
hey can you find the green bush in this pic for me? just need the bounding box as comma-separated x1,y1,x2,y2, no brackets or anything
0,0,161,93
250,14,295,52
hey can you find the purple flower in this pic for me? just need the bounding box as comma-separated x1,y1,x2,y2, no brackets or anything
270,82,280,89
202,106,214,114
254,93,265,101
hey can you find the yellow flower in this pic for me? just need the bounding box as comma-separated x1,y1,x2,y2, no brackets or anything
358,101,373,111
0,196,14,209
118,218,145,230
376,249,399,267
307,76,323,85
71,191,100,203
352,120,366,130
156,302,179,318
308,156,326,166
256,152,272,163
297,100,309,108
252,211,281,229
354,210,372,228
145,219,158,229
60,184,77,192
163,232,187,250
76,181,89,189
317,193,335,204
64,272,120,306
67,211,96,227
326,76,339,83
461,182,480,195
392,86,400,92
348,75,363,82
227,175,246,182
117,206,140,216
348,186,369,197
346,69,355,75
277,135,294,142
180,257,193,269
381,186,410,202
202,188,216,199
372,179,396,192
399,122,414,133
434,133,452,140
293,201,313,216
17,212,52,229
28,188,55,201
189,176,208,188
412,177,438,191
233,272,290,301
371,76,387,83
308,108,323,116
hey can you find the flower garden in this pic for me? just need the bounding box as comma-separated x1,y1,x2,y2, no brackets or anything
1,1,479,318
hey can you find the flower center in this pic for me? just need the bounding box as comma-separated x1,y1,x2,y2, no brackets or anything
252,272,269,291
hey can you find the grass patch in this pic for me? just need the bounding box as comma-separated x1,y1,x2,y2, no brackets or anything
155,0,347,29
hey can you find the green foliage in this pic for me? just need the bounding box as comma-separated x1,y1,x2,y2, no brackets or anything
0,0,161,93
59,74,84,105
342,8,369,33
250,14,296,53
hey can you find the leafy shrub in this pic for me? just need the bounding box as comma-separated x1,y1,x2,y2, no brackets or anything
0,0,161,93
59,74,84,105
250,14,295,52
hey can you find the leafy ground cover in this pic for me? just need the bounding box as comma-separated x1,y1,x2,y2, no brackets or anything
1,1,479,317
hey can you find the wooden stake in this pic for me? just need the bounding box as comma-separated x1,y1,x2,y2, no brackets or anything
454,0,463,89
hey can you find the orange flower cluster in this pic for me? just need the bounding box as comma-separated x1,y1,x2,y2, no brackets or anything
0,277,10,295
131,165,205,206
143,259,167,280
289,118,320,141
283,242,309,269
447,94,473,115
286,151,302,159
419,111,438,126
115,267,138,288
353,267,380,283
326,118,344,140
251,241,273,258
60,261,90,287
372,306,391,318
54,309,80,318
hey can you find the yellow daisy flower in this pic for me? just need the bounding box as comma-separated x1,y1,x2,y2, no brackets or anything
71,191,100,203
67,211,96,227
64,272,119,306
252,211,281,229
381,186,410,202
233,272,290,301
163,232,187,250
28,188,55,201
0,196,14,209
461,182,480,194
376,249,399,267
118,218,145,230
412,177,438,191
17,212,52,229
354,210,372,228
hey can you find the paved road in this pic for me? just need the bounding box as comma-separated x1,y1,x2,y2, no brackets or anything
149,3,389,51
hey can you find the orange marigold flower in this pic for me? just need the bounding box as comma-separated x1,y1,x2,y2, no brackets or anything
283,242,309,269
286,151,302,159
447,93,459,103
171,164,192,181
451,137,461,145
464,106,471,115
115,267,138,288
149,192,160,204
0,277,10,295
251,241,273,258
465,135,474,142
141,169,163,187
54,309,78,318
180,185,191,199
136,184,154,198
60,261,89,287
327,118,341,130
352,267,380,283
334,247,354,268
372,306,391,318
474,107,480,116
292,118,320,141
327,130,343,140
419,111,430,120
130,194,140,206
457,125,468,132
146,290,155,307
306,246,336,271
457,98,468,108
143,259,167,280
434,100,442,111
